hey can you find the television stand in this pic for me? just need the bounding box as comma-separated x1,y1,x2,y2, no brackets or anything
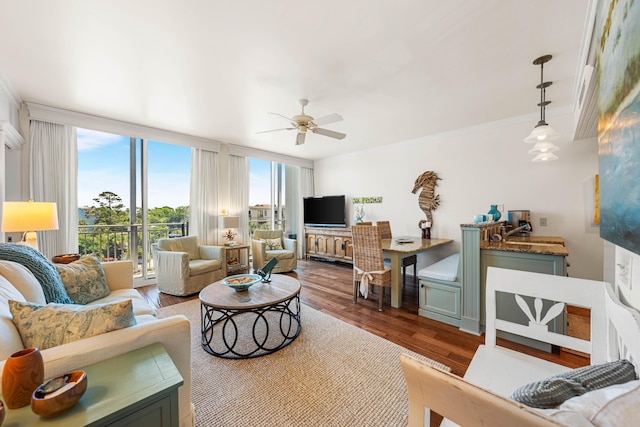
304,227,353,265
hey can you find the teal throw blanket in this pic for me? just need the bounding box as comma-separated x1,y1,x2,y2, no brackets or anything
0,243,73,304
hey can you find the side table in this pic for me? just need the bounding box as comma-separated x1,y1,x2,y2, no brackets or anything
225,244,250,275
0,343,183,427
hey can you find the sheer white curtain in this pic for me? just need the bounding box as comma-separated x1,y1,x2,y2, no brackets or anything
30,120,78,258
296,167,314,258
189,148,218,245
229,155,249,244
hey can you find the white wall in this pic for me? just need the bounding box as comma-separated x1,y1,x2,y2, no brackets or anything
314,111,603,280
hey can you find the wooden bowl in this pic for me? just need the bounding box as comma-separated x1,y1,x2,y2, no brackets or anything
31,371,87,418
51,254,81,264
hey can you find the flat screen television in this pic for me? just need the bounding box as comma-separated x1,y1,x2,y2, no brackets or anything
303,195,347,228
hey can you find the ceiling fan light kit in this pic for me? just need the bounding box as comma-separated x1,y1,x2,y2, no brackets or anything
258,99,346,145
524,55,560,162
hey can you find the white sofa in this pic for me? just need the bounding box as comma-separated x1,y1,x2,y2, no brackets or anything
401,267,640,427
0,259,195,427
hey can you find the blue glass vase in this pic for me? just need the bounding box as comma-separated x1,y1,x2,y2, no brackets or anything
488,205,501,221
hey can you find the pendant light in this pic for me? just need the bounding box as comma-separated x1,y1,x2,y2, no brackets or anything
525,54,560,161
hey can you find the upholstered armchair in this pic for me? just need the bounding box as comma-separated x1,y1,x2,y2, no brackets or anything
251,230,297,274
151,235,226,296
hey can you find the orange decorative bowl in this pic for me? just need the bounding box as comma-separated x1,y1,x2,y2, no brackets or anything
31,371,87,418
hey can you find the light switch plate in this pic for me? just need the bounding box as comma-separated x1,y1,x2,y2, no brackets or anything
618,251,633,290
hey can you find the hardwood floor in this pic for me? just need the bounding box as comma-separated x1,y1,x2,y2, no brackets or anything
138,258,588,426
137,258,588,377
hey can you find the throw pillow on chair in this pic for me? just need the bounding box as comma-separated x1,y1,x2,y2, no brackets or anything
264,238,283,250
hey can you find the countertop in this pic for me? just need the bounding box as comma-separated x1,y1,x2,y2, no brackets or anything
480,235,569,256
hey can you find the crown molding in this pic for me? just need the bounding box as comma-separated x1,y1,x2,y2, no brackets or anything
26,102,220,151
0,120,25,150
0,66,22,109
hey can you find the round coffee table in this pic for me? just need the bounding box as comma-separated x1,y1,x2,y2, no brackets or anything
199,274,301,358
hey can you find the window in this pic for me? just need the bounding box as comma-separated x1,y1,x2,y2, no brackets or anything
248,158,286,240
77,128,190,281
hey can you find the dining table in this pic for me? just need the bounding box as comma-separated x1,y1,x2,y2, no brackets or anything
382,237,453,308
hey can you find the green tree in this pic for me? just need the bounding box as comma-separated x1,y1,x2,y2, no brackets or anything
92,191,129,225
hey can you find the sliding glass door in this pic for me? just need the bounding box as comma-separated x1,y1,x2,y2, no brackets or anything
77,128,190,282
248,158,287,241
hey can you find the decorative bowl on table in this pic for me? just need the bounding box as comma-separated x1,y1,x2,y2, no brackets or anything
31,370,87,418
222,274,262,292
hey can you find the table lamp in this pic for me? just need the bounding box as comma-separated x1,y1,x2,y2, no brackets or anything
1,200,59,251
219,215,239,246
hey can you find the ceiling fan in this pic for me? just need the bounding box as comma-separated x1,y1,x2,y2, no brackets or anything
258,99,346,145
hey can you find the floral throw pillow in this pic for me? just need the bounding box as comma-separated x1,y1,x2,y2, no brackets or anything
9,299,136,350
55,255,110,304
264,238,283,250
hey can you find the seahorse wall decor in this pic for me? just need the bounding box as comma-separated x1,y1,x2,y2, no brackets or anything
411,171,441,225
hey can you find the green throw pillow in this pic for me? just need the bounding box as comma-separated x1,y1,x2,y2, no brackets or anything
9,299,136,350
511,359,637,409
55,255,110,304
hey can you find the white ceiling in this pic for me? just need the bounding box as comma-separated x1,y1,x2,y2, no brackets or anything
0,0,592,161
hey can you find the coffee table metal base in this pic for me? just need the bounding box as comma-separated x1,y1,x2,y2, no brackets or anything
200,295,301,359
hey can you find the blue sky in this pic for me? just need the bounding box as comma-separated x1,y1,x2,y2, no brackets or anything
78,128,271,209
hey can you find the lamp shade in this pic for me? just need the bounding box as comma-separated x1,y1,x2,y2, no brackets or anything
524,123,560,143
1,201,59,232
219,215,239,229
531,152,559,162
528,141,559,155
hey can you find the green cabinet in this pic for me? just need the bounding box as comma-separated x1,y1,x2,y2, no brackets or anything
1,343,183,427
419,278,461,326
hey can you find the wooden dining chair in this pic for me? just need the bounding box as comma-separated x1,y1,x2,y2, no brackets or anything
377,220,417,285
376,221,392,239
352,225,391,311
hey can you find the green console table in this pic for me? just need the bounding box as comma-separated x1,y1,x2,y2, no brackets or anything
1,343,183,426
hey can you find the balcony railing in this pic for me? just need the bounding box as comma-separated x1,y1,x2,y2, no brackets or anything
78,222,188,274
79,219,287,276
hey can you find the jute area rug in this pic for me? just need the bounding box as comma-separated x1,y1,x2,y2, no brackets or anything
158,299,449,427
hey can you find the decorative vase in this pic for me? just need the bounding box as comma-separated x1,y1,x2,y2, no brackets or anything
2,347,44,409
488,205,501,221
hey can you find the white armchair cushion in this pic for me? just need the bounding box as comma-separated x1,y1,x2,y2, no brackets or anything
158,235,200,260
266,249,295,260
189,259,222,276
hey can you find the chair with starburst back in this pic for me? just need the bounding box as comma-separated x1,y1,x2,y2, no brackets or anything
352,224,391,311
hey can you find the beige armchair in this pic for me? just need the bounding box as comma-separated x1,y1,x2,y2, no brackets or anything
151,235,226,296
251,230,297,274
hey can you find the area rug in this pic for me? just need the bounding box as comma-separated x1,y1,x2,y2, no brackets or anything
158,300,450,427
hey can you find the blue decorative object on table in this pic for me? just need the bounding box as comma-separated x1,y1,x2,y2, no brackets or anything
488,205,501,221
0,243,72,304
222,274,262,292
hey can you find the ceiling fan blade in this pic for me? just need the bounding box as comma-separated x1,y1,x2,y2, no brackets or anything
312,113,343,126
256,127,295,134
313,127,346,140
296,131,306,145
268,112,297,126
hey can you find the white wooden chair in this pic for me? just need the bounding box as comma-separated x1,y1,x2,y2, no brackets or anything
401,267,640,427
